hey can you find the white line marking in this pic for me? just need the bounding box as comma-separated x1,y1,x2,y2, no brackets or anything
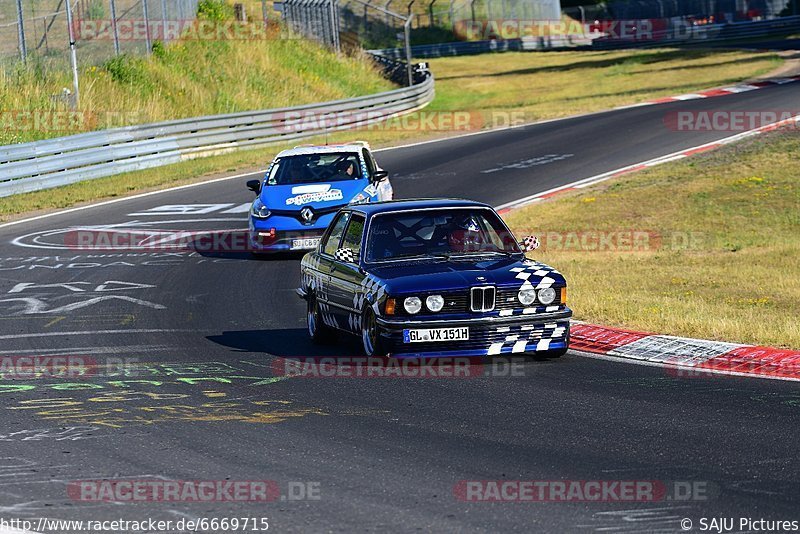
0,329,193,340
496,113,800,211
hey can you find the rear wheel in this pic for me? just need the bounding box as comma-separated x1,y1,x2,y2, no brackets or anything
307,294,334,343
361,307,386,357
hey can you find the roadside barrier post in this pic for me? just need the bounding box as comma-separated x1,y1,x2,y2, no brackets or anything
142,0,152,53
15,0,27,62
65,0,80,107
109,0,121,55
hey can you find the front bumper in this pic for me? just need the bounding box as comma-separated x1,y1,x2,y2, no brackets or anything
249,212,335,253
376,309,572,358
249,229,325,253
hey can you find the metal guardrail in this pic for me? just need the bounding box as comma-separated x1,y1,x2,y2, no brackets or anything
592,15,800,49
0,70,434,198
372,39,526,59
372,16,800,57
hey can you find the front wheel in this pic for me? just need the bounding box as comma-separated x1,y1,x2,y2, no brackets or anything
361,307,386,357
307,294,335,344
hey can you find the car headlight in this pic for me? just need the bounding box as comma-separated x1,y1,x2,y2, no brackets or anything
251,198,270,219
403,296,422,314
426,294,444,312
518,288,537,306
351,192,370,204
538,287,556,305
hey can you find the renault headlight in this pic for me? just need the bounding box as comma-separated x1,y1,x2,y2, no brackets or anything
251,198,271,219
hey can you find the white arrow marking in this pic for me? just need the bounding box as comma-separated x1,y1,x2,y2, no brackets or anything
8,282,91,294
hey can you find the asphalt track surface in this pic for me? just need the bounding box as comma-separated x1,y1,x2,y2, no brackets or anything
1,81,799,533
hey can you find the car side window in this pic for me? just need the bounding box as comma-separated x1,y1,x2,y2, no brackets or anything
341,215,366,258
362,148,376,179
322,213,350,256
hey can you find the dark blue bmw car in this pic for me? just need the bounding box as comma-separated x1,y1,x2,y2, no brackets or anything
296,199,571,358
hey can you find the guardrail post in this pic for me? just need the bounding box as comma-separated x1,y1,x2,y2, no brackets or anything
331,0,341,52
15,0,27,63
142,0,153,53
109,0,121,55
65,0,80,107
161,0,169,41
404,1,414,86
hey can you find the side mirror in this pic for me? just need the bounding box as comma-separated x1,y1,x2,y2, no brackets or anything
246,180,262,195
373,170,389,182
519,235,540,252
334,247,357,263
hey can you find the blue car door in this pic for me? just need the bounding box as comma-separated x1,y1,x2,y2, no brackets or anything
315,212,351,330
327,214,367,332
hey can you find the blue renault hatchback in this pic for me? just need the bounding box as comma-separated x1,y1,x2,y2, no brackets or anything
246,142,392,253
297,199,572,358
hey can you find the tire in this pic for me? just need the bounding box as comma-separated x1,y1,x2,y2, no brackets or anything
307,294,335,344
541,346,568,358
361,307,387,357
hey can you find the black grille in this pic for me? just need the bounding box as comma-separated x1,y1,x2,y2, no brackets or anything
470,286,496,312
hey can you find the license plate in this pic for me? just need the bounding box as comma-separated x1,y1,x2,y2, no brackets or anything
403,327,469,343
291,237,320,250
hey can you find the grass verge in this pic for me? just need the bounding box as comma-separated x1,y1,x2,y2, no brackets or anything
0,47,782,220
504,129,800,349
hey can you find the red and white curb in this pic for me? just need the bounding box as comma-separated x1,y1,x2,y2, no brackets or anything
496,111,800,213
644,75,800,104
570,323,800,382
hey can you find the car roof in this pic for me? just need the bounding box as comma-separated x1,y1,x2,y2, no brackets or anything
276,142,370,158
349,198,493,217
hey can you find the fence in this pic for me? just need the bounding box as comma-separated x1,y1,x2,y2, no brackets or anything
1,0,199,75
0,66,434,197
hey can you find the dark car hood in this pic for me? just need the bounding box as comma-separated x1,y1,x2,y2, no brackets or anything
367,256,565,294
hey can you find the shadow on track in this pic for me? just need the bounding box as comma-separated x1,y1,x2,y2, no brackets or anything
206,328,563,368
207,328,363,357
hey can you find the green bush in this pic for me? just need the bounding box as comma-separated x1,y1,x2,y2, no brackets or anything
197,0,234,21
102,55,152,90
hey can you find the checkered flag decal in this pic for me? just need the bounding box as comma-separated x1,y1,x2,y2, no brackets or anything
334,248,355,263
354,275,388,314
520,235,540,252
510,261,558,292
487,322,569,355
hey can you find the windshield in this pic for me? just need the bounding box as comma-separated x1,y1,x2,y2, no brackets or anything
267,152,363,185
366,208,521,262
